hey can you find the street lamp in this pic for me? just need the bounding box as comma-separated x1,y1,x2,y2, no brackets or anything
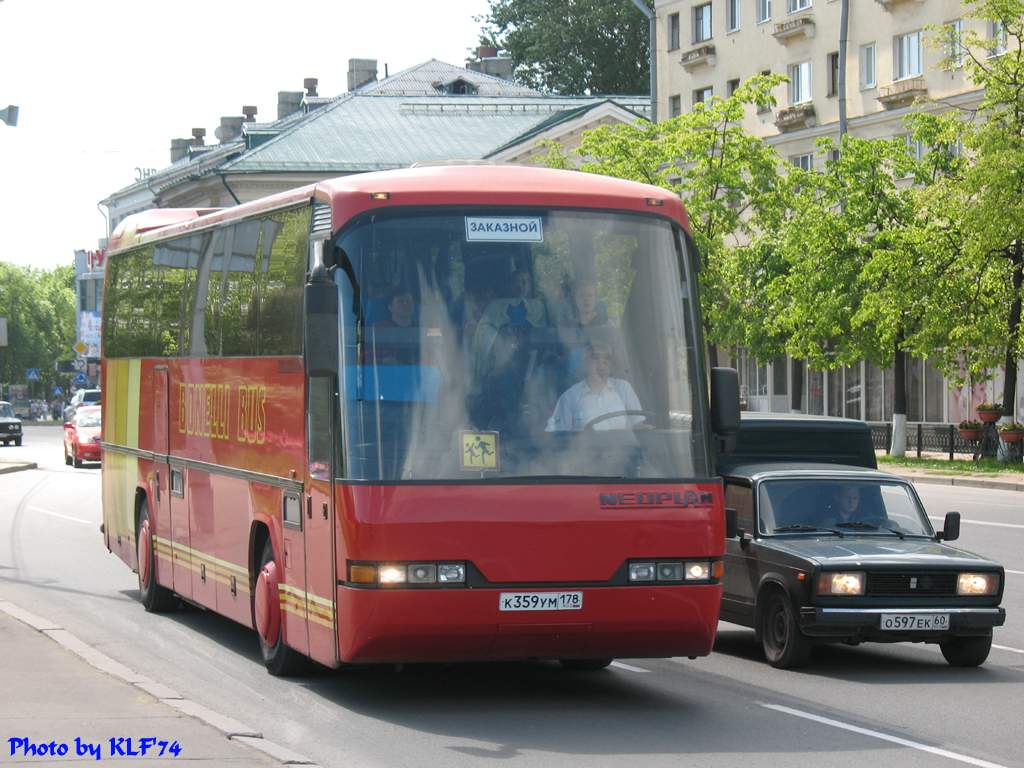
628,0,657,123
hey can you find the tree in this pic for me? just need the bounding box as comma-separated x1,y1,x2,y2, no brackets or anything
478,0,652,94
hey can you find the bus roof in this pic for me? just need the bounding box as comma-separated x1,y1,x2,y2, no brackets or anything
106,166,691,254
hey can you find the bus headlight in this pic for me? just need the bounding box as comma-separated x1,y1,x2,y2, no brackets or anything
437,563,465,583
629,562,656,582
817,571,865,596
378,565,407,585
957,572,999,595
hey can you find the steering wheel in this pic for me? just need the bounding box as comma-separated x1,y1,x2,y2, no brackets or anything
583,410,656,431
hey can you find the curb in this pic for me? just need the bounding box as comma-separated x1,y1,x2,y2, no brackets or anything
0,462,37,475
887,470,1024,493
0,599,322,768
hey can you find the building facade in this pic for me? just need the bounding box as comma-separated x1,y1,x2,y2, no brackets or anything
655,0,1022,424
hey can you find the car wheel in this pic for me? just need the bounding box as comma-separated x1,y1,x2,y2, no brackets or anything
560,658,613,671
73,447,83,468
940,635,992,667
64,445,72,465
760,591,811,669
254,538,307,676
137,499,177,613
14,437,21,447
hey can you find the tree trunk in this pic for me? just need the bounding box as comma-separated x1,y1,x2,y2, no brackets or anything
998,240,1023,461
790,358,804,412
707,341,719,369
890,341,907,457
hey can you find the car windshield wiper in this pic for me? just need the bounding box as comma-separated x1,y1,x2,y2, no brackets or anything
879,525,906,539
835,521,880,530
773,524,844,537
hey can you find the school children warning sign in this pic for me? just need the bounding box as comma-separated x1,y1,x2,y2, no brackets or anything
460,431,500,471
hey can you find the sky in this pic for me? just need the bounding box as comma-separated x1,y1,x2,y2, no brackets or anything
0,0,492,270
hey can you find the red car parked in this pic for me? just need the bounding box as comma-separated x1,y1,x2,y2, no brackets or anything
64,405,101,467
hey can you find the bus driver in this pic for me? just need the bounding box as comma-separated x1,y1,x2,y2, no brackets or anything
546,341,646,432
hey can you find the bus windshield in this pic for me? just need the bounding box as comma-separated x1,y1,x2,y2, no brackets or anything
332,207,707,481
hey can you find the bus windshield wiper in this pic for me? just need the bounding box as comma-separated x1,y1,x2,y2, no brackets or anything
773,524,843,537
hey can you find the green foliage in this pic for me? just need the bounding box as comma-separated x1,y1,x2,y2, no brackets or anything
0,262,77,397
478,0,652,94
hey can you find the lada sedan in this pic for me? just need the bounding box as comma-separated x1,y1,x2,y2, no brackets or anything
64,405,101,467
0,401,23,446
719,462,1005,668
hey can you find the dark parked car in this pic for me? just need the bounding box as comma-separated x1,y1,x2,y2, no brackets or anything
0,401,23,446
720,460,1005,668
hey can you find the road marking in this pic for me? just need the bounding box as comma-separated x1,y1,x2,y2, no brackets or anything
26,505,92,526
928,516,1024,530
760,703,1009,768
993,644,1024,655
1004,569,1024,576
610,661,649,673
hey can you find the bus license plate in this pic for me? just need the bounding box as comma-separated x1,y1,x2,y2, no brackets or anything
880,613,949,631
499,592,583,612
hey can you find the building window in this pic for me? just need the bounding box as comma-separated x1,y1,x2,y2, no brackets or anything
693,86,713,106
895,30,923,79
990,20,1007,56
826,51,840,97
757,69,772,113
694,3,712,43
788,0,811,12
904,134,925,161
791,153,814,171
860,42,876,88
668,12,680,51
788,60,812,104
945,19,964,67
757,0,772,23
669,94,682,117
727,77,741,96
728,0,741,32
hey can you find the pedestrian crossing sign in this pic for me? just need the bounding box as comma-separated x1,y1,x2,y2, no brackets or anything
460,431,500,471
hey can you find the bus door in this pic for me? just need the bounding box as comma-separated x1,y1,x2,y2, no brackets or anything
150,367,172,586
302,374,338,666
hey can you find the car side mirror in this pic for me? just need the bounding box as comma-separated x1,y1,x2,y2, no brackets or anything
725,506,738,539
938,511,960,542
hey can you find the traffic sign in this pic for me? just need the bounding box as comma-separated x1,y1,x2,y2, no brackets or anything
26,368,40,382
73,341,87,356
73,372,88,387
53,386,63,396
72,358,87,372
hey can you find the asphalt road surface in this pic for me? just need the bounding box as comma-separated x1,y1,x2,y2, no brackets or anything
2,425,1021,768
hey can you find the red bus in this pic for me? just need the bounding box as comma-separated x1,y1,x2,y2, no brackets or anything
101,165,740,675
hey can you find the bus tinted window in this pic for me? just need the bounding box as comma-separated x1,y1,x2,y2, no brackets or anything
259,208,308,355
221,220,262,356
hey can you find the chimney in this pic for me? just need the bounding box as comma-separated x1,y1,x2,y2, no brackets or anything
214,115,245,144
191,127,206,147
170,138,191,164
242,105,257,122
303,78,318,97
277,90,304,120
467,47,514,81
347,58,378,91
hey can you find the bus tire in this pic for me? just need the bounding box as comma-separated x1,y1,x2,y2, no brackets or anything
255,538,306,676
560,658,613,671
137,499,176,613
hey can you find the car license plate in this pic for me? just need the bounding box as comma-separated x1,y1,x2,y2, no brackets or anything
499,592,583,612
880,613,949,631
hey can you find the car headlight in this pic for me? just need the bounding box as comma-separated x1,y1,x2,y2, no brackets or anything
957,572,999,596
816,571,865,596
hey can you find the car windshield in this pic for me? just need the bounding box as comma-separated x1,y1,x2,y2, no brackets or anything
76,411,101,428
0,403,14,418
330,206,707,482
758,479,934,536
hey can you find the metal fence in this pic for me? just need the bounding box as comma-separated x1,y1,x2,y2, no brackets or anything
868,422,978,459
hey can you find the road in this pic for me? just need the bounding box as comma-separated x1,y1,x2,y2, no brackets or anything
2,425,1022,768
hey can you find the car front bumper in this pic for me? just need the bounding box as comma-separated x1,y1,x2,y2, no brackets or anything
800,606,1005,641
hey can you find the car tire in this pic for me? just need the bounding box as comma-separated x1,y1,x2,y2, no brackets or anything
73,447,83,468
254,538,307,676
137,499,177,613
760,590,811,669
14,437,21,447
64,445,72,466
560,658,613,671
940,635,992,667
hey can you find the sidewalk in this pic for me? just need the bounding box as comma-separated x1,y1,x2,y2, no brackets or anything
0,460,37,475
0,602,319,767
881,466,1024,492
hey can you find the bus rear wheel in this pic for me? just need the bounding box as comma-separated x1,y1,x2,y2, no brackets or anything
254,538,307,676
137,499,176,613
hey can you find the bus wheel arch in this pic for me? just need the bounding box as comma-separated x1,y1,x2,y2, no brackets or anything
250,524,306,676
135,491,176,613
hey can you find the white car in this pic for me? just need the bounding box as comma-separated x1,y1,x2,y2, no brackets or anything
0,401,23,446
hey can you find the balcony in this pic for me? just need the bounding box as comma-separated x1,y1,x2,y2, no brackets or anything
874,0,925,9
877,76,928,108
773,15,815,42
775,103,816,132
680,44,716,71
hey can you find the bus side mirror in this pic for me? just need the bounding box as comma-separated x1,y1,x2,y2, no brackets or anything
305,281,338,376
938,511,960,542
711,367,741,453
725,506,738,539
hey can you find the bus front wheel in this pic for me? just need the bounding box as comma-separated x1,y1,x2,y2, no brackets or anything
254,538,306,676
137,499,176,613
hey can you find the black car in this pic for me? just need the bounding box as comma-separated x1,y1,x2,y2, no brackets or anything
0,401,23,446
720,461,1005,668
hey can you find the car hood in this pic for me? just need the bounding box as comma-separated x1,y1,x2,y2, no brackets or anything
0,417,21,424
75,426,101,440
764,537,999,568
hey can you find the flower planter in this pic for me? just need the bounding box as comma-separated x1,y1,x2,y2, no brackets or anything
977,410,1001,424
958,428,982,442
999,430,1023,443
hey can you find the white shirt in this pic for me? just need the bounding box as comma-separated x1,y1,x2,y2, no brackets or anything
546,378,644,432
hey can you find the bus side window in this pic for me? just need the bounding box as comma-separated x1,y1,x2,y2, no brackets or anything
307,376,335,481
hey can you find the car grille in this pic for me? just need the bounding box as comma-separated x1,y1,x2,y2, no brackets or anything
0,423,16,433
867,571,958,596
